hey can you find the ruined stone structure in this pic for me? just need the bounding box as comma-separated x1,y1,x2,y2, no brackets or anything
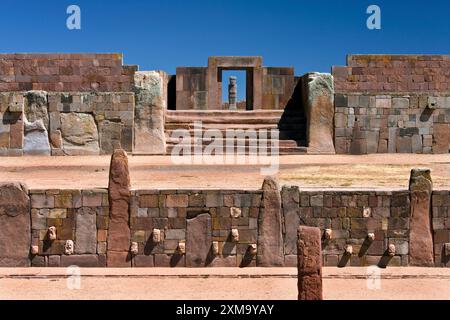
0,53,449,268
0,53,448,156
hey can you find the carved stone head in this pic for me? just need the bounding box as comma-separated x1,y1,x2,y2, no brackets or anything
248,244,257,256
30,245,39,255
47,226,57,241
212,241,219,255
324,229,332,240
152,228,161,243
177,241,186,254
231,229,239,243
388,244,396,256
64,240,74,255
130,242,139,256
345,245,353,255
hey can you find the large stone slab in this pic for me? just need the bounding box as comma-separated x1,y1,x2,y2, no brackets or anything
297,226,322,300
133,71,167,154
281,185,300,255
186,213,212,267
75,207,97,254
107,149,131,267
409,168,434,266
23,119,51,155
302,73,335,154
257,177,284,266
60,113,100,155
0,182,31,267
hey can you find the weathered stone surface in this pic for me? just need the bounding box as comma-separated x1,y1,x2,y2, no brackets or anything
23,119,50,155
257,177,284,266
186,213,211,267
133,71,167,154
281,186,300,255
60,113,100,155
0,182,31,267
297,226,322,300
75,207,97,254
433,123,449,154
409,168,434,266
60,254,105,267
302,73,335,154
107,149,131,267
25,91,49,130
99,120,122,154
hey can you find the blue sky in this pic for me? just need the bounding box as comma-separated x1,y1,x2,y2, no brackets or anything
1,0,450,99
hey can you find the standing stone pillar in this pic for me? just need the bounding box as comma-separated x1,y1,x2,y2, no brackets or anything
228,76,237,110
107,149,132,267
133,71,167,154
0,182,31,267
409,168,434,266
257,176,284,266
302,73,335,154
297,226,323,300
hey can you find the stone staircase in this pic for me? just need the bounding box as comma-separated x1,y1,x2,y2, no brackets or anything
164,109,307,155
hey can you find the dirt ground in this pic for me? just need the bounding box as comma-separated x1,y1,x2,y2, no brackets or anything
0,154,448,190
0,267,448,300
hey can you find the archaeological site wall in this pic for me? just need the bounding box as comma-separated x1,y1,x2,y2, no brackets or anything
1,170,448,268
333,55,450,154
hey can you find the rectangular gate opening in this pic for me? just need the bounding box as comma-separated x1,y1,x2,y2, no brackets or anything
219,68,253,110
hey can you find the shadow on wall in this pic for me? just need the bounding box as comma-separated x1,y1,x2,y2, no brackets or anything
278,77,307,145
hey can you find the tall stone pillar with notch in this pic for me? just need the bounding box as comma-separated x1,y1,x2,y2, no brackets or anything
409,168,434,266
297,225,323,300
106,149,132,267
257,176,284,266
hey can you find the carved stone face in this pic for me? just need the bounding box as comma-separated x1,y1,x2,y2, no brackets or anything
345,245,353,255
324,229,332,240
230,207,241,218
130,242,138,256
231,229,239,243
367,233,375,242
30,245,39,255
64,240,74,255
212,241,219,255
152,228,161,243
388,244,396,256
47,226,57,241
177,241,186,254
248,244,257,255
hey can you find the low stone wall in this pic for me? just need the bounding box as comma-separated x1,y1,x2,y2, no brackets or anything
334,93,450,154
0,183,446,267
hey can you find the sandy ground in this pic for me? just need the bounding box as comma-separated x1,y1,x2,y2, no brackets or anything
0,154,448,190
0,267,448,300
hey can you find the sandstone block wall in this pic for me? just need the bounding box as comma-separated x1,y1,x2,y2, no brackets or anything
30,189,109,267
334,93,450,154
333,55,450,93
4,185,442,267
282,188,413,267
0,53,136,92
333,55,450,154
0,91,134,156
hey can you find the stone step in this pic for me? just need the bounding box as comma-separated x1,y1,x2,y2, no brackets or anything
165,144,308,155
166,110,285,118
165,137,304,148
165,129,306,140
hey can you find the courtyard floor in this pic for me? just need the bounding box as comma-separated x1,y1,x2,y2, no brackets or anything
0,267,448,300
0,154,448,190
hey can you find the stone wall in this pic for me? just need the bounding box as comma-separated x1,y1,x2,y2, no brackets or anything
0,91,134,156
433,190,450,267
334,93,450,154
30,189,109,267
0,53,136,92
333,55,450,93
1,184,443,267
282,188,412,267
